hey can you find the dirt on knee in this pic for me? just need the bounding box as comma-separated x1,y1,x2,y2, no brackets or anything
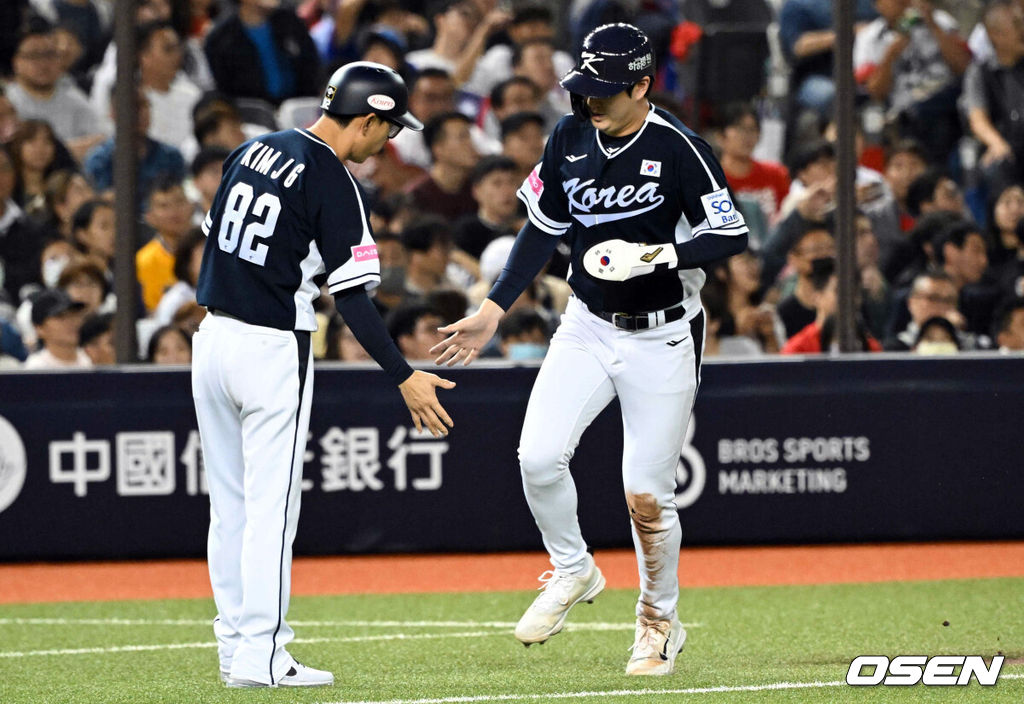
626,492,663,534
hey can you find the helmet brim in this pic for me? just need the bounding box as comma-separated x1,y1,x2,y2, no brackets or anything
560,70,631,98
391,110,423,131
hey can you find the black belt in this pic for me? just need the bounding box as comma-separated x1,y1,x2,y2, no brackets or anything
588,303,686,331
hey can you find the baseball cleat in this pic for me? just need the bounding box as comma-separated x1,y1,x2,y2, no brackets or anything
625,616,686,675
224,662,334,688
514,553,605,645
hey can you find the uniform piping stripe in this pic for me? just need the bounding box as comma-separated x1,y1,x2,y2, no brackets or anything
516,186,570,229
270,332,310,684
327,273,381,293
517,191,569,235
647,112,719,190
295,128,336,156
595,107,651,159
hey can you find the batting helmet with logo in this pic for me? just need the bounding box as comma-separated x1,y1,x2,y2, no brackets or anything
320,61,423,133
560,23,655,103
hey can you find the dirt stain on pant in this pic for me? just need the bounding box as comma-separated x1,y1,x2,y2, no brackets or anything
626,492,668,621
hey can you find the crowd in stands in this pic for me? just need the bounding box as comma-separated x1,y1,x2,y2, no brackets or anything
2,0,1024,372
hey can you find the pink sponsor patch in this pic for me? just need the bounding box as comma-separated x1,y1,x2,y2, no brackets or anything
352,244,379,261
527,168,544,197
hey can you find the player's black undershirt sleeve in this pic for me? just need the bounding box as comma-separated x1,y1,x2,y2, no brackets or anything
673,230,749,269
334,290,414,385
486,221,560,311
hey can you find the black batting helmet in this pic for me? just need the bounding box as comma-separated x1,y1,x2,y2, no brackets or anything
320,61,423,132
560,23,654,119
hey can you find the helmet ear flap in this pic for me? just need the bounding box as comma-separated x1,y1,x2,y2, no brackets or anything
571,93,591,122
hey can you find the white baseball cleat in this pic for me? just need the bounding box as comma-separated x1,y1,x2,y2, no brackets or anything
625,616,686,675
514,553,606,645
224,662,334,688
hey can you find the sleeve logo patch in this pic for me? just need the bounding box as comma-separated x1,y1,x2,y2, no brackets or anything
527,166,544,197
701,187,741,228
351,244,379,262
367,94,396,111
640,159,661,177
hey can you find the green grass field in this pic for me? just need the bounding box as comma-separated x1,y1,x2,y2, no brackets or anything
1,578,1021,703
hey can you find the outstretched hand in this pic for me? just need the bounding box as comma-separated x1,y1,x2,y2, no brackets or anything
430,299,504,367
398,370,456,437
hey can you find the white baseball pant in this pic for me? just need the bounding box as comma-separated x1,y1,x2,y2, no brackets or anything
191,311,313,684
518,296,704,621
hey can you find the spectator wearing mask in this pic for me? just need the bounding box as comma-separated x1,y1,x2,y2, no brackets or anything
777,224,836,340
407,112,480,222
453,155,522,260
782,270,882,353
499,308,550,361
137,176,193,314
204,0,320,103
5,16,107,161
139,20,202,150
23,287,90,369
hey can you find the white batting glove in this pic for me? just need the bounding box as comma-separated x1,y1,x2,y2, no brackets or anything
583,239,679,282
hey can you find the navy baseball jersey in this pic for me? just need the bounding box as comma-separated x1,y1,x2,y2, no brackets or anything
197,128,380,331
518,105,748,313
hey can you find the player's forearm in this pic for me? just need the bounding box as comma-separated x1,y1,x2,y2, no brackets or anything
334,290,414,385
673,231,749,269
487,221,560,311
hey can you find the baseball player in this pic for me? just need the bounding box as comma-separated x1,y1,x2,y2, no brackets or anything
431,24,748,675
192,62,455,688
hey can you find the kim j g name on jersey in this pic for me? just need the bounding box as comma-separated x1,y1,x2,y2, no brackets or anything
238,141,307,188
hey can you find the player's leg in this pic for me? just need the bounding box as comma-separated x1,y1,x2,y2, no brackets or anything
614,310,705,674
191,315,246,679
515,299,616,644
223,328,328,686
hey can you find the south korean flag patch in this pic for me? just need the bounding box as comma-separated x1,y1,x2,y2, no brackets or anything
700,187,743,229
640,159,661,178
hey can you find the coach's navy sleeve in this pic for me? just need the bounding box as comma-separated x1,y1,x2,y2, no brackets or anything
487,221,560,311
334,290,414,385
312,163,382,294
516,122,572,236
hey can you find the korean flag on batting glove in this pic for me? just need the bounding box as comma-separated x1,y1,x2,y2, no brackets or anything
584,240,679,281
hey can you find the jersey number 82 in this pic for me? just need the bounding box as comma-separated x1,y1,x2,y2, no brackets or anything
218,182,281,267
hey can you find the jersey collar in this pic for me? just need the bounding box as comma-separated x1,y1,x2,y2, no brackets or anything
295,128,337,156
595,103,655,160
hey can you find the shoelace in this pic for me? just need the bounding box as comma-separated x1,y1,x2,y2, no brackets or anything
534,569,580,607
628,621,670,657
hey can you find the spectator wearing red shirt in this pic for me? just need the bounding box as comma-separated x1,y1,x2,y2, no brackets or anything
718,102,790,227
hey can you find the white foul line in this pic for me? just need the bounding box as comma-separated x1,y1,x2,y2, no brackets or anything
318,675,1024,704
0,631,505,658
0,617,700,630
